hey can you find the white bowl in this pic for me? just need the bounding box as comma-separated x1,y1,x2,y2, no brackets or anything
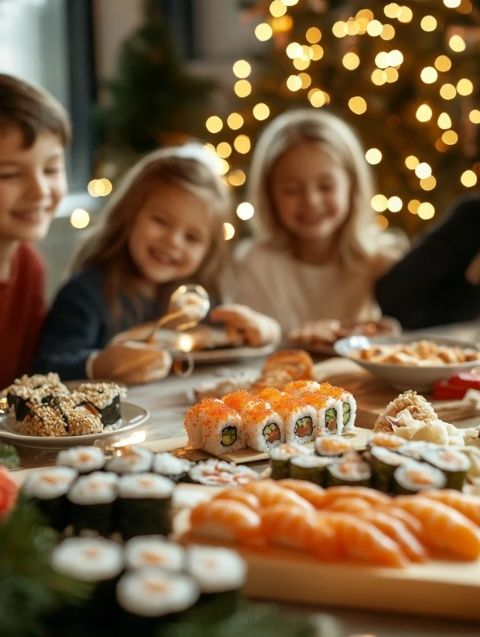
333,334,480,392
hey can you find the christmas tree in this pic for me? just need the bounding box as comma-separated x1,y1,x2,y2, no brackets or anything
205,0,480,236
96,0,217,156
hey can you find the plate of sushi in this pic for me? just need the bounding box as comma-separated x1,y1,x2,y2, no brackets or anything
0,373,149,448
334,334,480,391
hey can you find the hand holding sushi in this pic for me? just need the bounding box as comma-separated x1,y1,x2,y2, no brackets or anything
209,304,281,347
91,341,173,385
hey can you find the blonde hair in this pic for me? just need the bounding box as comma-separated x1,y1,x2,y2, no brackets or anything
73,145,231,318
248,108,392,269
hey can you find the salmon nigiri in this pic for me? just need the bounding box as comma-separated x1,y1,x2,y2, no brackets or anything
395,495,480,560
213,488,261,511
324,496,372,514
325,512,408,568
277,479,327,509
244,480,314,511
376,505,425,540
359,510,427,562
261,504,337,559
321,486,391,507
423,489,480,526
189,499,263,546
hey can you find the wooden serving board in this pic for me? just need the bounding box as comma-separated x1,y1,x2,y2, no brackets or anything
176,494,480,622
314,358,480,428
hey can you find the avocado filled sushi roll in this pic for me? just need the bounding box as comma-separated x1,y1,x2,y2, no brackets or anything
186,545,247,619
421,447,470,491
124,535,186,572
67,471,118,536
393,460,447,494
57,446,106,474
22,466,77,531
105,445,153,474
269,443,311,480
289,454,332,486
319,383,357,433
369,446,407,493
327,451,371,487
153,452,193,482
116,473,174,539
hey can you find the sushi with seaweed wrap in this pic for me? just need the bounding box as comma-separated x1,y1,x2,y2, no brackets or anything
186,545,247,619
369,446,408,493
269,443,312,480
315,435,353,458
421,447,470,491
289,454,332,486
188,459,258,487
367,431,405,451
393,460,447,494
67,471,118,536
326,451,371,487
124,535,185,572
57,446,106,474
105,445,153,474
75,382,126,426
116,473,174,539
22,466,77,530
6,373,68,421
152,452,193,482
48,396,104,436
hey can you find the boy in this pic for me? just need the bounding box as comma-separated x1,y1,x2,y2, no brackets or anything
0,74,70,387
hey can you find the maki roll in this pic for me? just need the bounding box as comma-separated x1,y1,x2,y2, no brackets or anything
367,432,405,451
241,401,284,452
75,382,126,426
124,535,185,572
116,473,174,539
319,383,357,433
184,398,224,448
186,545,247,619
315,436,353,458
397,441,436,461
327,451,371,487
153,452,193,482
222,389,260,412
393,460,447,494
193,400,245,456
6,373,67,421
269,443,312,480
188,459,258,487
289,454,332,486
49,396,104,436
283,380,322,396
421,447,470,491
57,446,106,474
67,471,118,536
105,445,153,474
301,392,341,436
266,394,317,445
22,404,70,437
22,466,77,530
369,446,408,493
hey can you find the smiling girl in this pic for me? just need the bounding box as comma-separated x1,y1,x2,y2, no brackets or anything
229,108,407,338
35,144,279,383
0,74,69,387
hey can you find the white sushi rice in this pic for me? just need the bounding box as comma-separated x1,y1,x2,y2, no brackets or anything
125,536,185,571
116,568,199,617
186,545,247,593
57,446,105,473
117,473,175,499
105,445,153,474
152,453,192,478
51,537,124,581
22,466,77,499
67,471,118,505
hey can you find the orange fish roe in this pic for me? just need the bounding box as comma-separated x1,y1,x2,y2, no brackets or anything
302,393,333,409
318,382,344,400
222,390,258,412
255,387,285,402
283,380,321,395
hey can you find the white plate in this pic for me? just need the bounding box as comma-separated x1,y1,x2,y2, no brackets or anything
0,401,149,448
334,334,480,392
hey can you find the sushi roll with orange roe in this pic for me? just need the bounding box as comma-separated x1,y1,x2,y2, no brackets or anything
264,393,317,445
283,380,322,396
318,382,356,433
200,401,245,456
240,400,284,452
184,398,224,448
301,391,341,436
222,389,259,412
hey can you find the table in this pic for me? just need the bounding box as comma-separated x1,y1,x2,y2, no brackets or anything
8,319,480,637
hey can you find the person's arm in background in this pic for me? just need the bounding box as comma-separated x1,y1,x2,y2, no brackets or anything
375,196,480,329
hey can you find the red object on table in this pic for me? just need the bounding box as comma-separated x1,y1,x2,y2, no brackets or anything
432,369,480,400
448,371,480,390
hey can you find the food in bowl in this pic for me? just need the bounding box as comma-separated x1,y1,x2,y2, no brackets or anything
352,339,480,367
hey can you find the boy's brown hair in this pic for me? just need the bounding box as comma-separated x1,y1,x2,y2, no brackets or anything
0,73,71,147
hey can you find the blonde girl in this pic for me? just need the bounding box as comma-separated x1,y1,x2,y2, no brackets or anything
35,144,279,383
229,108,407,342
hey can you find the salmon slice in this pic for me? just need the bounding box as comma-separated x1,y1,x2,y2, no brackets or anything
244,480,314,511
277,479,327,508
324,496,372,513
189,499,263,546
321,486,392,507
423,489,480,526
359,510,427,562
213,488,260,511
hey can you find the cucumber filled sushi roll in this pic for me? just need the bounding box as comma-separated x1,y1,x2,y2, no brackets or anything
67,471,118,536
268,394,317,445
199,401,245,456
241,401,284,452
105,445,153,474
369,446,407,493
301,392,341,436
116,473,174,539
269,443,311,480
76,382,126,426
125,535,185,571
289,454,332,486
57,446,106,474
315,435,353,458
327,451,371,487
22,466,77,531
421,447,470,491
393,460,447,494
186,545,247,619
153,452,193,482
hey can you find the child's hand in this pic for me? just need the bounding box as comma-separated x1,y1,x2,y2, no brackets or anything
109,322,157,345
288,319,342,347
210,304,281,347
91,342,173,385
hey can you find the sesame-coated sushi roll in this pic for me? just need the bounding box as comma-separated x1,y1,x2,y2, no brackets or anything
301,392,342,436
319,382,356,433
269,443,312,480
184,398,225,448
152,452,193,482
57,446,106,474
267,394,317,444
116,473,174,539
6,373,67,421
124,535,185,572
76,382,126,425
22,466,77,531
196,401,245,456
67,471,118,536
105,445,153,474
186,545,247,619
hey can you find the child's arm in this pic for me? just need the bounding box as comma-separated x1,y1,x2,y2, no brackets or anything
209,304,281,347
